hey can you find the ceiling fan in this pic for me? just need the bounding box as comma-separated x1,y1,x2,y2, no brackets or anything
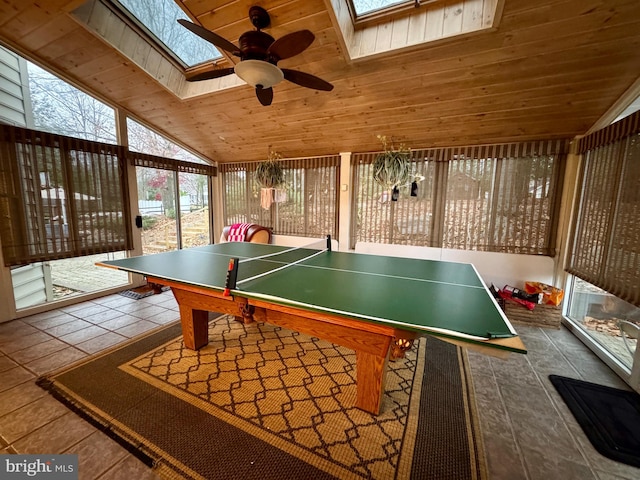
178,6,334,106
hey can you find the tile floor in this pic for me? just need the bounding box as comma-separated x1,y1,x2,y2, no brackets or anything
0,291,639,479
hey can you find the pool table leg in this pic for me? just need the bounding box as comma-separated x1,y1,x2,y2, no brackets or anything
179,305,209,350
355,350,389,415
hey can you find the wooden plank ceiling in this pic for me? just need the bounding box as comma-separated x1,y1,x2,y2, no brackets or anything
0,0,639,163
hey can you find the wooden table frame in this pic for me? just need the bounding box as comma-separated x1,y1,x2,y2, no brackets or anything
148,276,418,415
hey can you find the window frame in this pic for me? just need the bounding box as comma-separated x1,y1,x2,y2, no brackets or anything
347,0,438,26
107,0,225,70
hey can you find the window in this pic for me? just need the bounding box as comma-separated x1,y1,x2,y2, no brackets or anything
351,140,566,253
0,124,132,266
127,119,214,253
563,109,640,390
349,0,436,21
27,62,116,144
221,157,340,238
566,278,640,371
113,0,221,67
442,151,560,253
127,118,208,164
350,0,416,17
3,52,130,306
567,110,640,308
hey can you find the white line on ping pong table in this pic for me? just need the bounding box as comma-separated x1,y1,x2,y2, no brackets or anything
236,248,329,286
190,243,328,264
235,245,309,263
189,245,306,262
235,255,486,290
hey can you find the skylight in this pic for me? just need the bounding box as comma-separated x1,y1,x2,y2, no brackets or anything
114,0,221,67
351,0,414,17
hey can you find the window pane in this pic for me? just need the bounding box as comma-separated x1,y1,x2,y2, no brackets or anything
47,253,129,300
352,153,436,246
223,167,250,227
179,172,210,248
0,125,131,266
127,118,208,164
442,156,495,251
443,153,558,254
116,0,221,67
27,63,116,144
128,119,212,252
351,0,412,16
569,111,640,308
11,253,129,308
220,157,339,238
567,277,640,370
137,166,178,254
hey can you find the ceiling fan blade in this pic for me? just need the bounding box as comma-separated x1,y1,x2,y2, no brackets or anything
177,19,240,56
268,30,315,61
186,67,235,82
256,86,273,106
282,69,334,91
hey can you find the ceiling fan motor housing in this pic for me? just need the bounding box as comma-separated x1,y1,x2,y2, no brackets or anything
238,30,276,61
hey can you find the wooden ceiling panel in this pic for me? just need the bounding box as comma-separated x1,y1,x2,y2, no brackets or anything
19,17,80,52
193,0,330,46
0,0,639,163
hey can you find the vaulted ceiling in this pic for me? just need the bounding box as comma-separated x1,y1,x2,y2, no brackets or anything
1,0,639,163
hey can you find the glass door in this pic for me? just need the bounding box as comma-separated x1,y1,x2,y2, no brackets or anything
137,166,179,254
178,172,210,249
566,277,640,391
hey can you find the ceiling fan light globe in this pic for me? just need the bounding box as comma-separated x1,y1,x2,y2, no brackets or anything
234,60,284,88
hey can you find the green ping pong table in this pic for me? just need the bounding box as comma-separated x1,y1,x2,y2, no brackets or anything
99,241,526,414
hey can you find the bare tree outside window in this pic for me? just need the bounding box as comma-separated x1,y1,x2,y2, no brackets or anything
27,63,117,143
117,0,220,66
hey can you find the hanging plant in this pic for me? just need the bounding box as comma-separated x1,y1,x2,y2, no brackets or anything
372,135,411,191
255,150,284,188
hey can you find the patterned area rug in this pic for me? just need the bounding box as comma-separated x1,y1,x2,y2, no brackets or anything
38,315,486,480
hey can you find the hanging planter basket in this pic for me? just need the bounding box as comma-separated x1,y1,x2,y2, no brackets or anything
255,151,286,209
254,159,284,189
372,151,411,191
372,136,411,191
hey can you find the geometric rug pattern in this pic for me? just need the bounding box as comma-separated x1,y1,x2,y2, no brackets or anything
122,316,422,479
39,315,487,480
